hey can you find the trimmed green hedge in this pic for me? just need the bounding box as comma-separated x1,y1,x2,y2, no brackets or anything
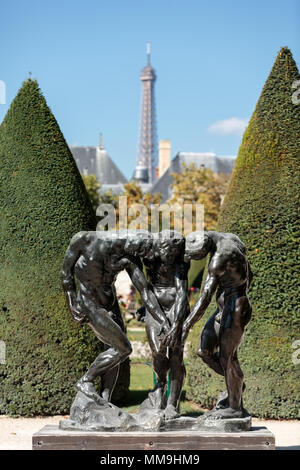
0,79,128,415
186,48,300,419
188,259,206,288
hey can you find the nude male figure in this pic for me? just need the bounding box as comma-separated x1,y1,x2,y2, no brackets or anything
62,230,169,406
182,231,253,419
139,230,190,419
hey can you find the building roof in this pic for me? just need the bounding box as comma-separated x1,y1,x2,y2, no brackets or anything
99,184,125,196
96,147,128,185
151,152,236,202
71,146,96,175
70,145,235,202
70,145,128,186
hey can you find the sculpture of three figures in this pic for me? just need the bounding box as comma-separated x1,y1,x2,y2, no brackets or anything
62,229,252,421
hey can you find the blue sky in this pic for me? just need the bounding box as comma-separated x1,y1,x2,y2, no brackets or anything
0,0,299,179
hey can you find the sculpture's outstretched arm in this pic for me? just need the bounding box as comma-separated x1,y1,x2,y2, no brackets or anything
62,232,86,323
125,260,170,332
182,269,218,342
174,261,190,325
161,261,190,347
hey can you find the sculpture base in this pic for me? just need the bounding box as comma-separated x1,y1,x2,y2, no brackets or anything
58,391,165,432
32,424,275,450
161,414,252,433
58,391,252,433
43,391,274,449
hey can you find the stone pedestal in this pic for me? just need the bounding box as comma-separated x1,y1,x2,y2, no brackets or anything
34,392,275,450
32,424,275,450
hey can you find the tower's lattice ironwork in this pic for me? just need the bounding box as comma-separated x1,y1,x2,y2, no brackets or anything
136,43,158,184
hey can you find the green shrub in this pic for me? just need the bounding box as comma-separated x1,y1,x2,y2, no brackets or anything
0,79,128,415
188,259,206,287
186,48,300,419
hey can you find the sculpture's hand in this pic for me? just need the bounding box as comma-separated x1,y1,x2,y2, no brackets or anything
69,304,87,325
161,324,182,348
157,319,171,339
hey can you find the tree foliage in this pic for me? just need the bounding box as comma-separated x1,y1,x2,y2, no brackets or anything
115,181,161,231
123,181,161,206
169,163,230,231
82,174,101,212
168,164,229,287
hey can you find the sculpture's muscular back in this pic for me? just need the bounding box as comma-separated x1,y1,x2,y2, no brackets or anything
209,234,249,290
74,234,129,308
144,255,178,288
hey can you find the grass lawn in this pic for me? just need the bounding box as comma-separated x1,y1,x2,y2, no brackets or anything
121,362,206,417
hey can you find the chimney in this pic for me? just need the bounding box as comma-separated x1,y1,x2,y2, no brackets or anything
158,140,171,178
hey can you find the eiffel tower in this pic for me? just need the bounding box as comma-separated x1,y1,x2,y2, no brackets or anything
134,42,158,185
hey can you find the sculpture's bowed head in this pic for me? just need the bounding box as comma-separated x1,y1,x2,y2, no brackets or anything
122,229,153,258
184,231,212,262
152,230,184,262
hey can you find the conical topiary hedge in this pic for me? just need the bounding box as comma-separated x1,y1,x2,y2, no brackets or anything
0,79,128,415
186,47,300,418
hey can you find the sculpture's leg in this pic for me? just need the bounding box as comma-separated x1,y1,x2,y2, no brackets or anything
215,381,246,410
219,344,244,413
100,300,125,402
197,311,224,376
164,345,185,419
211,295,252,419
100,363,119,402
152,348,169,396
145,315,169,408
76,304,132,405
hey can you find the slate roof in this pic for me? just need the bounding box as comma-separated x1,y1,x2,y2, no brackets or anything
99,184,125,196
70,146,128,186
151,152,235,202
70,146,235,202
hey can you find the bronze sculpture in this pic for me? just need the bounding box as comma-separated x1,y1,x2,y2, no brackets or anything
61,229,169,407
139,230,190,420
60,229,252,431
182,231,252,419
